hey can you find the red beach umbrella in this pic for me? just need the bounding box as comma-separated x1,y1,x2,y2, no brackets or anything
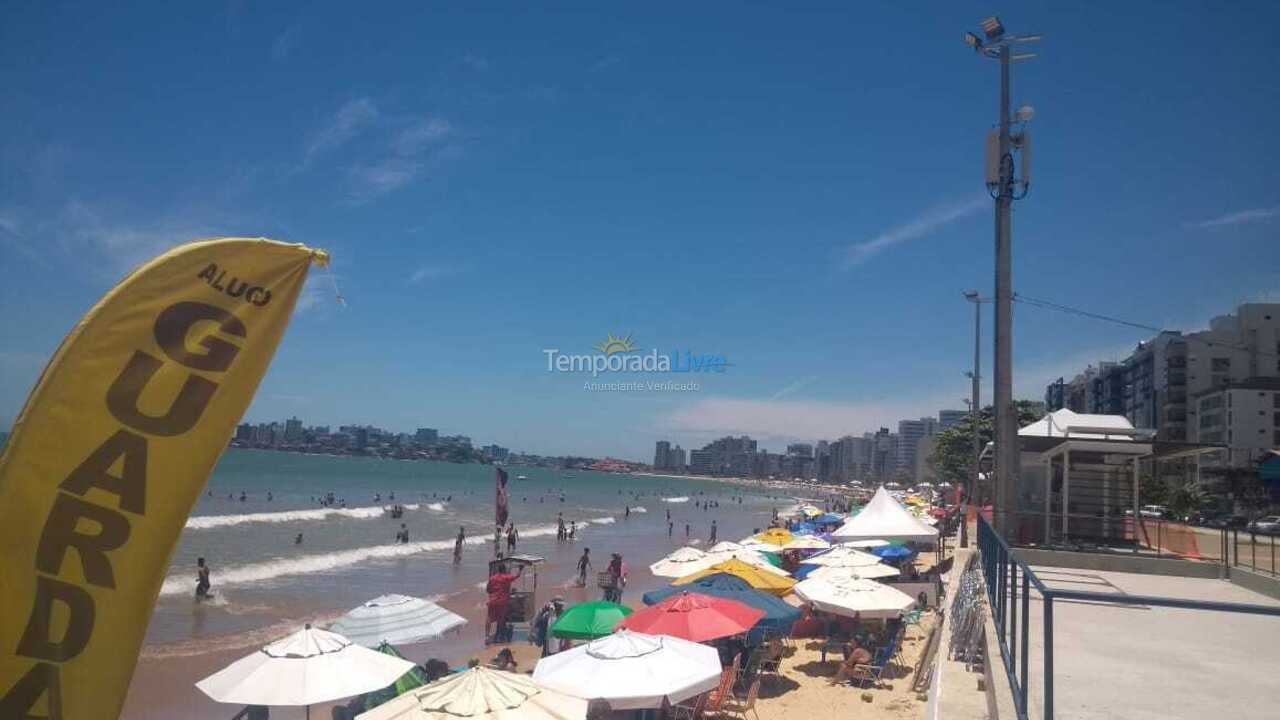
618,592,766,642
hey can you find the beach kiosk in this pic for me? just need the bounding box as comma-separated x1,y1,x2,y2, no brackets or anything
487,553,543,640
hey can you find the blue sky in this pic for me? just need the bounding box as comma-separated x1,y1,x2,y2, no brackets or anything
2,2,1278,460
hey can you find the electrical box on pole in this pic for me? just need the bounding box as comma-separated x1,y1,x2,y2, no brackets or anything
985,130,1001,188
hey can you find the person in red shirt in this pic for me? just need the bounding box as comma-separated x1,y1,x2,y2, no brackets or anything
485,563,524,642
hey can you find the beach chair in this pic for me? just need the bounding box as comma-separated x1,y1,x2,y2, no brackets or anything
703,666,737,717
902,609,924,627
671,691,705,720
719,679,761,720
849,639,897,689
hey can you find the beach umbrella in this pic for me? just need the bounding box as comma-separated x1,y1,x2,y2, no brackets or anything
707,541,746,553
783,535,830,551
698,548,791,577
802,546,884,567
805,564,899,582
330,594,468,647
753,528,793,547
793,576,915,619
790,522,818,534
814,513,845,526
619,592,766,642
551,601,632,640
361,643,430,710
197,625,416,716
532,631,722,710
649,546,708,578
872,545,916,561
673,559,796,596
641,576,801,639
798,504,823,518
358,666,587,720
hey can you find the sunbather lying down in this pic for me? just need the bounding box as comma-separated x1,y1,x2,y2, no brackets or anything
829,643,873,685
489,648,518,671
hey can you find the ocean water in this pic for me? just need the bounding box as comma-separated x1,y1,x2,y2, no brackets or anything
144,449,795,650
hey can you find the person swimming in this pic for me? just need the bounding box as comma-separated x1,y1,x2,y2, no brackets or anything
295,533,303,544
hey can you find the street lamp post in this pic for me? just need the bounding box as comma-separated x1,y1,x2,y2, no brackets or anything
961,291,989,548
964,17,1039,536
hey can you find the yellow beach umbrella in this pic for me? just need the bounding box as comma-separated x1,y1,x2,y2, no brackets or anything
673,559,796,597
753,528,793,547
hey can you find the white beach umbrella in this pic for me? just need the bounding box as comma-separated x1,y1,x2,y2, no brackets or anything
330,594,468,647
793,576,915,619
805,563,899,581
782,535,831,551
649,547,708,578
196,624,416,713
709,541,746,553
801,546,884,567
532,631,722,710
357,666,587,720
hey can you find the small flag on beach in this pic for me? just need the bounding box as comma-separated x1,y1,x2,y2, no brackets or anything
495,468,509,528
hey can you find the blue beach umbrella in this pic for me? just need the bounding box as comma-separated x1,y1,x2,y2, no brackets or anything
871,545,915,561
814,513,844,526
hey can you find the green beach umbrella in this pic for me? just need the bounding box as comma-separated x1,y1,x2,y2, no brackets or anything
551,601,632,640
361,642,428,709
757,551,783,568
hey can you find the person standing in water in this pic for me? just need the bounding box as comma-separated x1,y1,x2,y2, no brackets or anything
710,520,717,544
576,548,592,587
396,524,409,543
454,526,465,563
668,520,674,538
195,557,211,600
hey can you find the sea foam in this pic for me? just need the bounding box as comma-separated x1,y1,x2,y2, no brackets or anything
185,503,423,530
159,518,611,596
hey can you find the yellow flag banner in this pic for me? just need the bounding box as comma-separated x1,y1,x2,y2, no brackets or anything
0,238,327,719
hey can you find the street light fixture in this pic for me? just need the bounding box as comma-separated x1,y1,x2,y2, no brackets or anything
963,17,1041,536
960,291,990,547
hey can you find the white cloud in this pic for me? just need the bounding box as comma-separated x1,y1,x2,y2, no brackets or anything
844,196,986,268
303,98,380,166
1195,206,1280,228
347,116,452,202
408,263,454,284
57,201,215,273
771,376,818,400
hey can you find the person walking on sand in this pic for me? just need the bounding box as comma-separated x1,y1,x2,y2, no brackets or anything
454,526,465,563
195,557,211,601
710,520,717,544
576,548,592,587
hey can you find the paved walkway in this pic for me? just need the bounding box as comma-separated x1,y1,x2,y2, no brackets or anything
1016,567,1280,720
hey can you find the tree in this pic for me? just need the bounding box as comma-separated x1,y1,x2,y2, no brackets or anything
927,400,1044,489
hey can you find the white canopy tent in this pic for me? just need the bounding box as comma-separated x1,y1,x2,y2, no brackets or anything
831,487,939,545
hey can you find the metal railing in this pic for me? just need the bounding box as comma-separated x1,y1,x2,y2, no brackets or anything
976,515,1280,720
1231,528,1279,577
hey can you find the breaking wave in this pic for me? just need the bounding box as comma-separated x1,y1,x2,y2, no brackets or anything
159,518,611,596
663,497,690,503
185,504,422,530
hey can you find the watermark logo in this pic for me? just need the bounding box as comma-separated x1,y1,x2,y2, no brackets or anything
595,332,639,355
543,333,730,391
